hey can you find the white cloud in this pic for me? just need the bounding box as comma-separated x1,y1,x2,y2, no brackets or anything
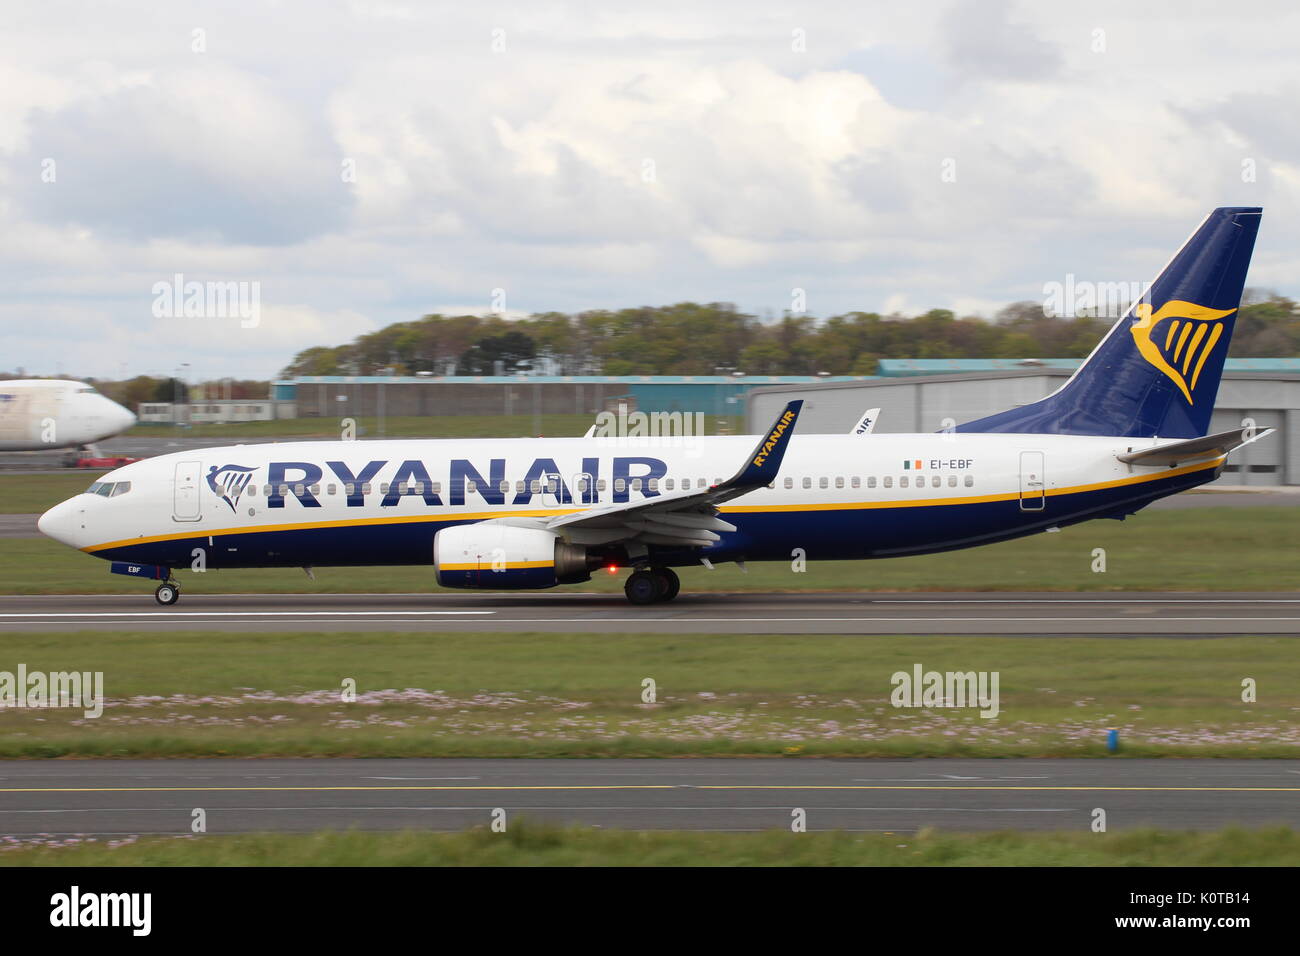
0,0,1296,379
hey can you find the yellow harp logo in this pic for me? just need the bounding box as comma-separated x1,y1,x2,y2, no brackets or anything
1129,300,1236,404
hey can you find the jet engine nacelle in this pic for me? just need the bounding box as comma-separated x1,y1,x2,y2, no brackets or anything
434,524,592,590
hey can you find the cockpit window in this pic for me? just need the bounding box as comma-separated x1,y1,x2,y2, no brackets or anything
77,387,98,394
87,480,129,497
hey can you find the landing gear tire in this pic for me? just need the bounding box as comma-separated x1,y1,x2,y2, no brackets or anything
154,582,180,606
654,567,680,602
624,570,661,606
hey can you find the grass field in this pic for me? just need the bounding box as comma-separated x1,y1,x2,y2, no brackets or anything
0,631,1293,758
3,505,1295,593
127,414,745,440
0,472,109,513
3,824,1296,866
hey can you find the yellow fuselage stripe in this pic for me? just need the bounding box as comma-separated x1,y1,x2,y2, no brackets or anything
81,456,1224,554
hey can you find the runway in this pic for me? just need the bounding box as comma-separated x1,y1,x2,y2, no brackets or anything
0,591,1295,635
0,758,1295,836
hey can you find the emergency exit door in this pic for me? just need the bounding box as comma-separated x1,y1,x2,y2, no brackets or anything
173,460,203,521
1019,451,1045,511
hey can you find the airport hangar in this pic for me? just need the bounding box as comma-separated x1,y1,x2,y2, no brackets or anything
745,359,1300,487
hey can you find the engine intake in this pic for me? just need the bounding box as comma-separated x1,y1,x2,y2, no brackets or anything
434,524,591,590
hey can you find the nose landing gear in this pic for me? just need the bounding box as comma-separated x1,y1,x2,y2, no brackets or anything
624,567,680,605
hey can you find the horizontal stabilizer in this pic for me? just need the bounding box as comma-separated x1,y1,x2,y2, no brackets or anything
1117,427,1274,467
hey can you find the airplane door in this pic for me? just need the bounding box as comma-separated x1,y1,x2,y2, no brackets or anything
173,460,203,521
1018,451,1045,512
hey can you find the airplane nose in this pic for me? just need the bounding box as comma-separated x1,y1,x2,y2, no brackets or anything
38,498,84,549
115,404,137,432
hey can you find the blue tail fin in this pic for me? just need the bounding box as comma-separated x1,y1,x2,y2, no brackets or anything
959,207,1262,438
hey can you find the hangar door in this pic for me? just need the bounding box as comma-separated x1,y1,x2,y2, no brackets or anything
173,460,203,522
1018,451,1045,511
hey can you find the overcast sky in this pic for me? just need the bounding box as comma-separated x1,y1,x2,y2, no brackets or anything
3,0,1297,381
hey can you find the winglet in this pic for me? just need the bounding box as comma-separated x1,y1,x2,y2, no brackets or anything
722,400,803,490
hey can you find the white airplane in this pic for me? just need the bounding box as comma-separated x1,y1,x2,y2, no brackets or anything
0,380,137,453
39,207,1272,606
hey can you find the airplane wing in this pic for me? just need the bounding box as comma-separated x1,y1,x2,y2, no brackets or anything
851,407,881,435
545,400,803,549
1116,426,1275,467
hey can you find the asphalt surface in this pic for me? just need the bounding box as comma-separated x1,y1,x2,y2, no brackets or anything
0,591,1295,635
0,515,37,538
0,758,1295,836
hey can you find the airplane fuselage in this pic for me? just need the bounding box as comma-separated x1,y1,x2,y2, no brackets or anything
0,380,137,451
39,432,1223,570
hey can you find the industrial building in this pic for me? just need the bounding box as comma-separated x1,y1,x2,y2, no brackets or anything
271,374,870,421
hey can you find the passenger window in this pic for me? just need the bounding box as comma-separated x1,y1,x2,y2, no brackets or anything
362,482,372,495
850,476,860,489
344,482,355,496
499,480,510,494
530,480,542,494
900,476,909,488
931,476,941,488
614,478,626,493
516,480,526,493
883,476,893,488
664,478,674,491
948,475,957,488
648,478,659,491
802,477,811,489
466,480,476,494
819,477,828,489
309,484,320,495
783,477,793,489
964,474,974,487
432,482,441,495
380,483,389,495
835,476,844,489
868,476,877,488
278,484,288,496
247,484,257,497
631,478,642,492
598,479,607,491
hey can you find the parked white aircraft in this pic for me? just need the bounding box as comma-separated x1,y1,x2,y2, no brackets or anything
38,208,1271,605
0,380,137,452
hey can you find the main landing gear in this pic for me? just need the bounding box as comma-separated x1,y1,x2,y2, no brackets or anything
624,567,680,605
154,579,181,606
